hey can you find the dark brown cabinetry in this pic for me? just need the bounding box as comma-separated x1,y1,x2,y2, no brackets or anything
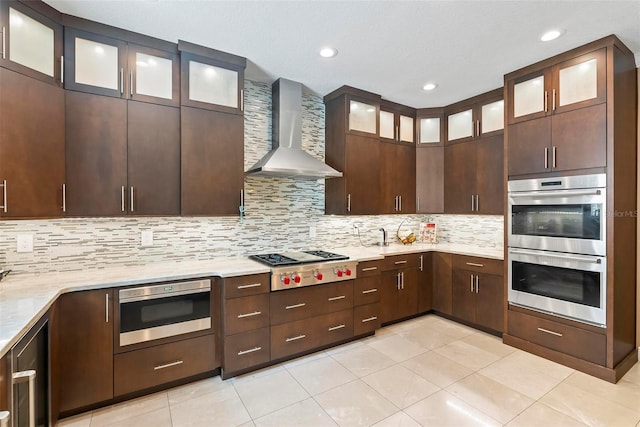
444,89,504,215
220,274,271,377
380,142,416,214
380,254,419,323
0,67,65,218
432,252,453,315
354,260,384,335
53,289,114,415
506,48,607,177
178,42,246,216
416,108,445,214
0,354,6,418
451,255,503,333
417,253,433,313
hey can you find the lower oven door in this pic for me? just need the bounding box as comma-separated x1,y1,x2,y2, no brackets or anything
508,248,606,327
119,279,212,347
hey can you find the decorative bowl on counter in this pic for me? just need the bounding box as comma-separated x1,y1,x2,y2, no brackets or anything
396,219,416,245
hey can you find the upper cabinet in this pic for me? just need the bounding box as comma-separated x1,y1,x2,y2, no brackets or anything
0,0,63,85
63,21,179,106
380,100,415,144
506,45,609,177
416,108,444,214
446,88,504,144
417,110,444,146
179,40,245,115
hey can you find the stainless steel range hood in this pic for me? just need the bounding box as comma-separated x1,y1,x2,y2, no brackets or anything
245,78,342,179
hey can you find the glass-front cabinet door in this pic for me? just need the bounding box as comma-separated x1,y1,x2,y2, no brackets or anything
509,72,549,124
64,28,127,97
419,117,441,144
0,1,62,85
128,44,179,106
349,99,377,135
553,48,606,114
480,99,504,136
379,110,395,141
447,108,473,142
399,115,414,143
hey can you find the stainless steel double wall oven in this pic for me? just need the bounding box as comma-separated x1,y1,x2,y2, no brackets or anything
507,173,607,326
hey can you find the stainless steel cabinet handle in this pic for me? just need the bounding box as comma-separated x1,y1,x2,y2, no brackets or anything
552,146,557,168
510,189,602,198
0,411,9,427
154,360,183,370
12,370,36,427
544,147,549,169
240,89,244,111
399,195,402,211
1,180,7,213
237,283,262,289
401,271,404,289
509,248,603,264
361,267,378,272
120,68,124,94
237,311,261,319
395,125,399,142
328,295,346,301
130,186,134,212
362,316,378,323
285,334,306,342
419,255,424,272
476,120,480,137
470,274,474,292
552,89,556,111
130,70,133,97
544,90,548,113
347,194,351,212
396,272,400,290
394,196,398,212
475,195,479,212
238,346,262,356
465,262,484,267
475,275,479,293
471,194,475,211
62,184,66,212
537,327,563,337
328,324,346,331
285,303,306,310
121,186,125,212
362,288,377,294
60,56,64,84
105,293,109,323
1,27,5,60
417,196,420,212
394,260,408,265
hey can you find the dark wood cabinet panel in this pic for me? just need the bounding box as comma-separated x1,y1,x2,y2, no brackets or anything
380,268,418,323
181,106,244,216
65,91,127,216
344,135,381,214
444,140,476,214
475,273,504,332
433,252,452,315
222,274,270,299
0,68,65,218
379,142,397,214
507,118,551,177
114,334,216,397
0,353,7,415
127,101,180,215
476,134,504,215
354,303,381,336
270,281,353,325
224,294,270,336
354,275,381,306
452,269,476,324
54,289,113,414
223,328,270,376
396,143,417,213
416,146,444,213
417,253,433,313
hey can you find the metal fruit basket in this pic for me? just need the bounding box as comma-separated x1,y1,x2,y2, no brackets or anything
396,219,416,245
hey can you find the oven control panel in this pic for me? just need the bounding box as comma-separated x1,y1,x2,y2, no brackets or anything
271,261,358,291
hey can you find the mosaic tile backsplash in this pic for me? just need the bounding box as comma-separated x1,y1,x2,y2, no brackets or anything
0,81,503,275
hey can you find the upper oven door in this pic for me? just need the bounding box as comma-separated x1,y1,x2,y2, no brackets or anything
508,175,606,256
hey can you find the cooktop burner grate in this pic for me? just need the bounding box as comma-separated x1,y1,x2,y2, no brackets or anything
249,253,298,266
302,250,349,261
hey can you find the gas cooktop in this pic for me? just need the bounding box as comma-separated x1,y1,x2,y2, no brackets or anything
250,250,349,267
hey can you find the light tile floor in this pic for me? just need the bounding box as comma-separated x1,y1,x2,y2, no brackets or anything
56,314,640,427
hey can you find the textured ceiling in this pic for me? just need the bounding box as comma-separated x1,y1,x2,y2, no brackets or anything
44,0,640,108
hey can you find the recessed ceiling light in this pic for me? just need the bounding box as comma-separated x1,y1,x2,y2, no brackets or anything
319,47,338,58
540,30,563,42
422,83,438,91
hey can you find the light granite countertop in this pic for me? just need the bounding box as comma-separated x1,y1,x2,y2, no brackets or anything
0,243,503,358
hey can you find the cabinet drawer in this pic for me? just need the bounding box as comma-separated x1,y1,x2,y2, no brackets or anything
357,260,384,277
354,275,381,305
223,274,270,299
508,310,606,365
224,294,270,336
223,328,270,374
382,254,420,271
271,309,353,360
270,281,353,325
452,255,503,276
354,303,381,336
114,334,216,397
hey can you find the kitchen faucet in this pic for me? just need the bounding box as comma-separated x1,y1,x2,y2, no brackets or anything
379,228,388,246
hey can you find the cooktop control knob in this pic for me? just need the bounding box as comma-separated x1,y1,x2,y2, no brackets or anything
345,268,352,276
293,275,301,283
314,271,323,280
282,275,291,285
335,268,343,277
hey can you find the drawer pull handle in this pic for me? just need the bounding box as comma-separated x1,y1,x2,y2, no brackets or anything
394,260,408,265
362,267,378,272
285,334,306,342
537,327,563,337
154,360,183,371
237,311,262,319
362,316,378,323
328,324,346,331
237,346,262,356
465,262,484,267
237,283,262,289
285,303,306,310
328,295,346,301
362,288,378,294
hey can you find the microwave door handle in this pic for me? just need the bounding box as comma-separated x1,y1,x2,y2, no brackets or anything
509,249,602,264
509,189,602,198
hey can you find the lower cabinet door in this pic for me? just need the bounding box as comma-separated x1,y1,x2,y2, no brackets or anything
451,269,477,324
354,303,381,336
114,334,216,396
223,328,270,375
319,309,354,346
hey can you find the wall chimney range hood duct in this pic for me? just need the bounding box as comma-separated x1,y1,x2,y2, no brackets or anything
245,78,343,179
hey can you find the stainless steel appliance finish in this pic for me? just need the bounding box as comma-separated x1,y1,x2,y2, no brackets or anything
119,279,211,347
508,173,606,256
508,248,606,327
250,250,356,291
245,78,343,179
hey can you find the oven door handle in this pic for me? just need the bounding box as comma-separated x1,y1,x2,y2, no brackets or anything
12,370,36,427
509,189,602,198
509,249,602,264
